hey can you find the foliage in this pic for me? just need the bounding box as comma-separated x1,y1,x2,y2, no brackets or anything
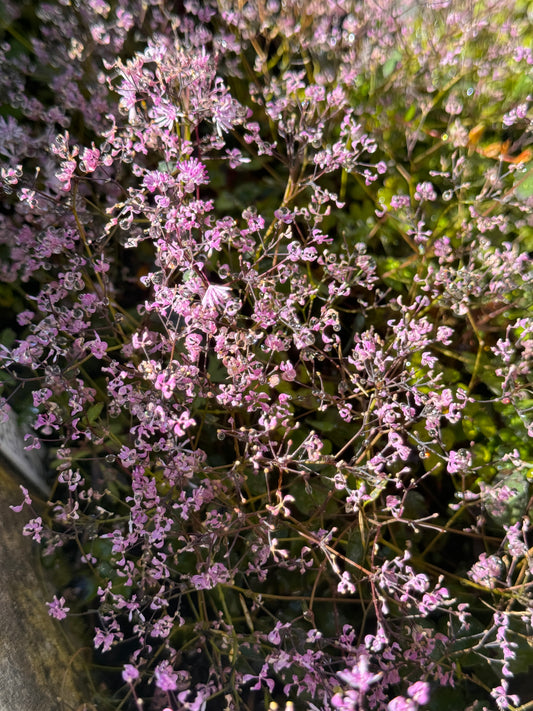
1,1,532,710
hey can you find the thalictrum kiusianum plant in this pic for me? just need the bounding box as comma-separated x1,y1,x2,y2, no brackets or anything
1,0,532,709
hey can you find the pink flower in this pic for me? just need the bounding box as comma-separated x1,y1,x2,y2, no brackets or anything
46,595,70,621
56,159,77,191
94,628,116,651
266,491,295,517
122,664,140,684
408,681,430,705
87,333,108,358
22,516,43,542
337,571,356,595
388,696,416,711
338,655,382,693
177,157,208,192
153,661,178,691
447,449,472,474
9,486,32,513
201,283,231,310
243,663,275,693
79,144,100,172
414,182,437,202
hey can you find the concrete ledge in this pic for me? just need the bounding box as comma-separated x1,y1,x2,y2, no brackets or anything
0,460,89,710
0,405,48,495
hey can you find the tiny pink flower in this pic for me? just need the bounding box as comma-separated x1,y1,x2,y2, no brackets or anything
122,664,140,684
201,284,231,310
46,595,70,621
408,681,430,705
154,661,178,691
414,181,437,202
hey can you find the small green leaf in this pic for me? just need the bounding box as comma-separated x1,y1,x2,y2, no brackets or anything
462,415,477,439
86,402,104,424
471,443,492,466
157,160,176,173
306,417,338,433
404,104,416,122
475,411,498,439
382,50,402,78
515,168,533,201
0,328,16,347
345,530,365,565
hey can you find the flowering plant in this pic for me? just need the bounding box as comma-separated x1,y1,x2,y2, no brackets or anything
1,1,532,709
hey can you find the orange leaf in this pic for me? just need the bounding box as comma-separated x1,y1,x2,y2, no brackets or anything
467,123,485,148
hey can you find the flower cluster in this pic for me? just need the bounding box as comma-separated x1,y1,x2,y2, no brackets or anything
1,1,532,710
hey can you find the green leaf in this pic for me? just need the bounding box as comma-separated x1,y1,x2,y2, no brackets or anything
403,490,429,520
515,168,533,201
290,479,335,517
377,256,415,290
462,415,477,440
86,402,104,424
483,469,530,527
306,417,338,433
382,50,402,79
471,443,492,467
462,402,498,439
475,411,498,439
441,427,455,449
157,160,176,173
427,685,472,711
404,104,416,122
